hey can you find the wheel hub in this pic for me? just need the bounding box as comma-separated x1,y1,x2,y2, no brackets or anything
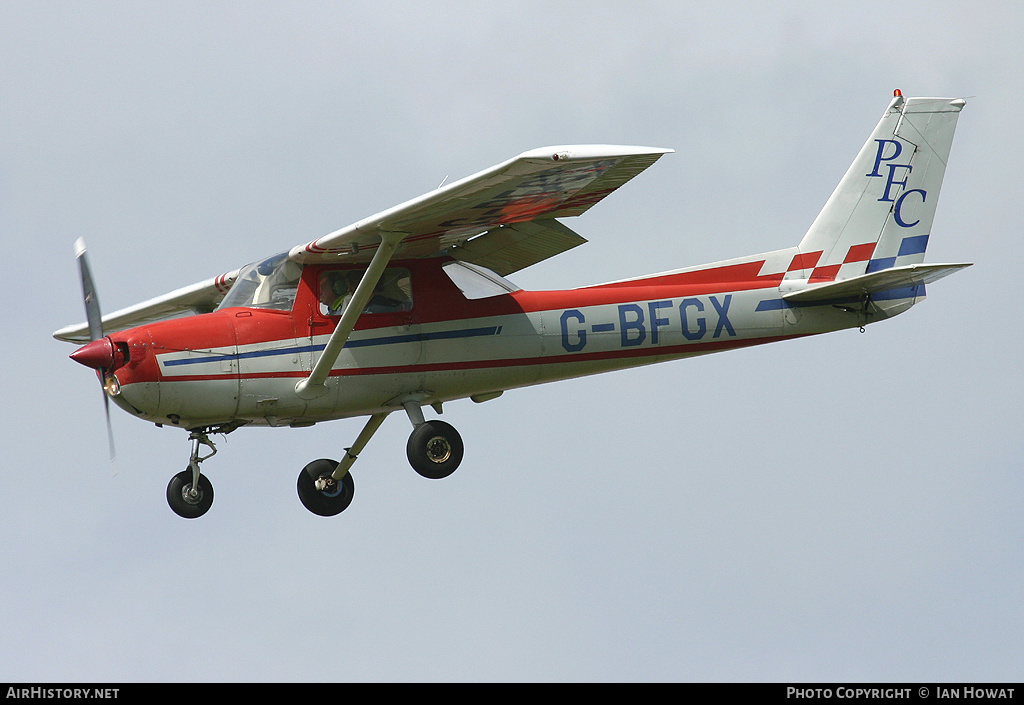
425,436,452,464
314,474,343,497
180,484,204,506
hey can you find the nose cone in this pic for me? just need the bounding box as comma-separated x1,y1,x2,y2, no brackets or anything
70,337,116,370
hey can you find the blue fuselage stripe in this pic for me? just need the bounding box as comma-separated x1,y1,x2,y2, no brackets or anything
162,325,502,366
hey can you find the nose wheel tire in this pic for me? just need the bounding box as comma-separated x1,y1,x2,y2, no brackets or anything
166,469,214,519
297,458,355,516
407,420,463,479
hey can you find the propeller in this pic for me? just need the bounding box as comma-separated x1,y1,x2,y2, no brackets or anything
70,238,116,460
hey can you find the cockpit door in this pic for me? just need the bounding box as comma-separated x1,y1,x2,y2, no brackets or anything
298,264,423,403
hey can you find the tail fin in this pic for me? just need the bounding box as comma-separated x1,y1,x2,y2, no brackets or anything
792,92,966,283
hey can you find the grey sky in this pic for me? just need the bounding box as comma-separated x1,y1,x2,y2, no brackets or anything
1,1,1021,681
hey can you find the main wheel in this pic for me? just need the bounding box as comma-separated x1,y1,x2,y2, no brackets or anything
166,468,214,519
297,458,355,516
407,420,464,479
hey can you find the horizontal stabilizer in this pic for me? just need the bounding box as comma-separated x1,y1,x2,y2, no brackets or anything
782,262,972,303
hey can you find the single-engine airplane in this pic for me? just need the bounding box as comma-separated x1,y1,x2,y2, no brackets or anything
55,92,970,519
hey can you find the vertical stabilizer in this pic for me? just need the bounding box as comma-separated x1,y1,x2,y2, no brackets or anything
793,93,965,283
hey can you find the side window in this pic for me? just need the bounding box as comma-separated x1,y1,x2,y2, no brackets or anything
318,268,413,316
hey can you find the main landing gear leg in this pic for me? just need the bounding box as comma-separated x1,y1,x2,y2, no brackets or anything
403,401,464,480
166,431,217,519
296,412,389,516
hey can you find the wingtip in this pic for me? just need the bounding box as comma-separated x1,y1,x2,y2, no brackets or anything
74,237,87,258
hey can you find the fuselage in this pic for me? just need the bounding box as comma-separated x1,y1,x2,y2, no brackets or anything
100,248,921,431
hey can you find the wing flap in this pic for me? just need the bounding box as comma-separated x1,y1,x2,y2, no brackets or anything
781,263,972,303
53,269,239,343
449,219,587,276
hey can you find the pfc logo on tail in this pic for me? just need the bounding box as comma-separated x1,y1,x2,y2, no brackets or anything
866,138,926,228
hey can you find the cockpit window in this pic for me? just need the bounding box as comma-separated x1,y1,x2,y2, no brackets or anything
217,252,302,311
318,267,413,316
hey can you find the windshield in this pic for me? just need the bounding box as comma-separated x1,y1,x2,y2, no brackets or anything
217,252,302,311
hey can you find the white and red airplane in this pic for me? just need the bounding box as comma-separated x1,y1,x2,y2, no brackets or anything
56,92,970,519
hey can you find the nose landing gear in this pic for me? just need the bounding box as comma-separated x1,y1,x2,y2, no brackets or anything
166,467,214,519
165,429,219,519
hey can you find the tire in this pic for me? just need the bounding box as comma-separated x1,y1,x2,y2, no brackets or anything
166,468,214,519
406,420,463,479
297,458,355,516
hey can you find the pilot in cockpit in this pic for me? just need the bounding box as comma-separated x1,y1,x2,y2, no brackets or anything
318,269,412,316
319,271,361,314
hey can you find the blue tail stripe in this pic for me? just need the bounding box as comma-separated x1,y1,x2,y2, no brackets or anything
897,234,929,256
866,257,897,273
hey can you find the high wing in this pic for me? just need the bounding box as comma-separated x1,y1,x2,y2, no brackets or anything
54,145,670,344
288,145,672,272
53,269,239,343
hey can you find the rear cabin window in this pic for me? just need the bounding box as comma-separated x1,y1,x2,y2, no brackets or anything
442,260,520,299
318,267,413,316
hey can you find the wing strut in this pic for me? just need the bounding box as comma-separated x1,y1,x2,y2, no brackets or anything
295,231,405,399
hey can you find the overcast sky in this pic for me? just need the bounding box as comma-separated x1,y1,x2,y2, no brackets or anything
2,1,1021,682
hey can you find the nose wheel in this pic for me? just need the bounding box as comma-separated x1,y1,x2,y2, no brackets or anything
166,429,219,519
166,469,214,519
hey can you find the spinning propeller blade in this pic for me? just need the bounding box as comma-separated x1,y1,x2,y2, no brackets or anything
73,238,116,460
75,238,103,343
